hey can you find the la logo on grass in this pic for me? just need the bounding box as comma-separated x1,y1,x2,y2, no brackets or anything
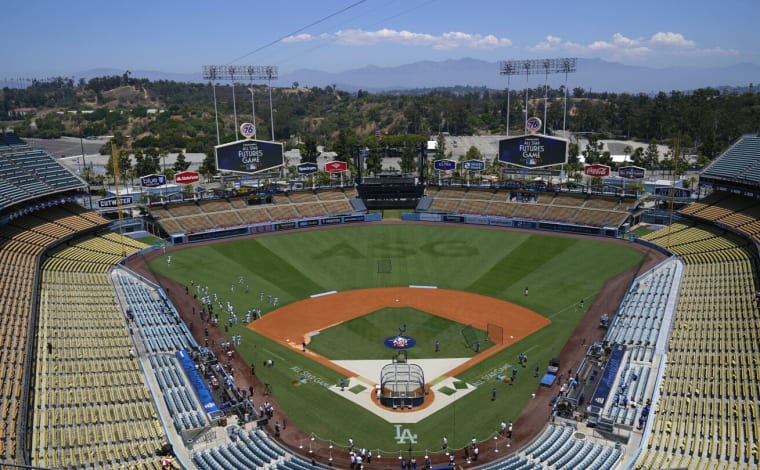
394,425,418,444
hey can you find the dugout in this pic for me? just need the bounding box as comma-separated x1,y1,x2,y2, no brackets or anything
378,363,426,409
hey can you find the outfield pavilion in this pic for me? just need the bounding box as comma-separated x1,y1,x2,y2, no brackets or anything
0,130,759,469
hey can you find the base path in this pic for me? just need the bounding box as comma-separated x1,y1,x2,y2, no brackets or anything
250,287,550,378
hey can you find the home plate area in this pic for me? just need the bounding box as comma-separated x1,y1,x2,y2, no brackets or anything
329,358,477,424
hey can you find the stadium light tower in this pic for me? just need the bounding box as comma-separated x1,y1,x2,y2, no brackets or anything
202,65,222,146
499,58,576,135
203,65,279,142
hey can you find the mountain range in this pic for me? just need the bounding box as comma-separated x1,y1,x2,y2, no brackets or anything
7,58,760,94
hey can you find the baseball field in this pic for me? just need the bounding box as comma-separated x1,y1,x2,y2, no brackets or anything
145,223,644,455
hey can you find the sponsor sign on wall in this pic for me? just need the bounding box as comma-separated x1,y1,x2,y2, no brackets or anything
583,164,611,177
175,171,200,185
141,174,166,187
324,161,348,174
433,159,457,171
618,166,646,179
297,162,319,175
462,160,485,171
97,196,134,208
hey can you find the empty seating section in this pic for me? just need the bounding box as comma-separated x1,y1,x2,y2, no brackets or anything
32,266,163,469
287,191,319,203
114,272,196,355
238,206,272,224
28,232,161,469
458,199,489,215
425,188,631,227
194,428,311,470
206,211,243,228
680,191,760,244
322,199,352,215
607,261,677,352
509,424,621,469
266,204,299,221
702,134,760,182
0,145,85,209
149,189,356,235
0,205,110,462
636,220,760,468
512,203,547,220
294,201,328,218
543,205,579,222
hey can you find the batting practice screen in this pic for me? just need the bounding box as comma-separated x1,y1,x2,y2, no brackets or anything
215,139,284,174
498,134,568,168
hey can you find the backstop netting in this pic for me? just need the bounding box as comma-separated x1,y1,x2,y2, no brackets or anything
379,363,426,408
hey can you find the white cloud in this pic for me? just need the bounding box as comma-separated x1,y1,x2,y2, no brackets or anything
287,28,511,50
649,32,694,47
282,33,314,44
612,33,639,47
530,32,733,61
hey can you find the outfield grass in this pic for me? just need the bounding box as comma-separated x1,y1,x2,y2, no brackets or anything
148,224,643,453
307,307,490,360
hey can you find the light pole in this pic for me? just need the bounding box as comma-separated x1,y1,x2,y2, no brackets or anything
500,58,576,135
203,65,278,142
249,87,257,138
201,65,221,146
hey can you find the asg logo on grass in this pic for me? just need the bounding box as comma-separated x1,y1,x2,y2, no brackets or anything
394,425,418,444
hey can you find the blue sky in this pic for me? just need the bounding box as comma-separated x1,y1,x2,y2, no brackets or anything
3,0,757,78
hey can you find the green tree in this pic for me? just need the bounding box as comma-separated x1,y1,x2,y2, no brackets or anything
582,135,604,164
300,136,319,163
644,140,660,169
198,148,217,181
173,153,191,172
105,149,132,185
435,133,446,160
464,145,482,161
399,142,417,175
365,145,383,175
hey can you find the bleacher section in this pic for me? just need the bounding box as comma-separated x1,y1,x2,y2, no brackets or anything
193,428,321,470
585,259,681,433
29,233,170,469
0,204,109,463
424,188,632,229
636,222,760,469
701,133,760,183
150,189,354,235
607,261,678,351
476,424,621,470
679,190,760,243
0,143,86,210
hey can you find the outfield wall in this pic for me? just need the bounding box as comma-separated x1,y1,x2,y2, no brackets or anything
402,212,623,238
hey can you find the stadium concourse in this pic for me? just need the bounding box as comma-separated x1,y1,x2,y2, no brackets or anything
1,131,760,470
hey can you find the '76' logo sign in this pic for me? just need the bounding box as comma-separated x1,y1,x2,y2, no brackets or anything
240,122,256,139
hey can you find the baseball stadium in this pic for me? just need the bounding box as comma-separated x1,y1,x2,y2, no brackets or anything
1,127,760,470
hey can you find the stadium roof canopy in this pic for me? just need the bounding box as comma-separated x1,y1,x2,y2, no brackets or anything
0,133,87,211
700,133,760,198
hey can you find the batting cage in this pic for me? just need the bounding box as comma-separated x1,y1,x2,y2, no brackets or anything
378,363,426,409
460,323,504,350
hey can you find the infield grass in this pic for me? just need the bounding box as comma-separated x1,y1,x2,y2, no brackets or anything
148,223,643,453
307,307,490,360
